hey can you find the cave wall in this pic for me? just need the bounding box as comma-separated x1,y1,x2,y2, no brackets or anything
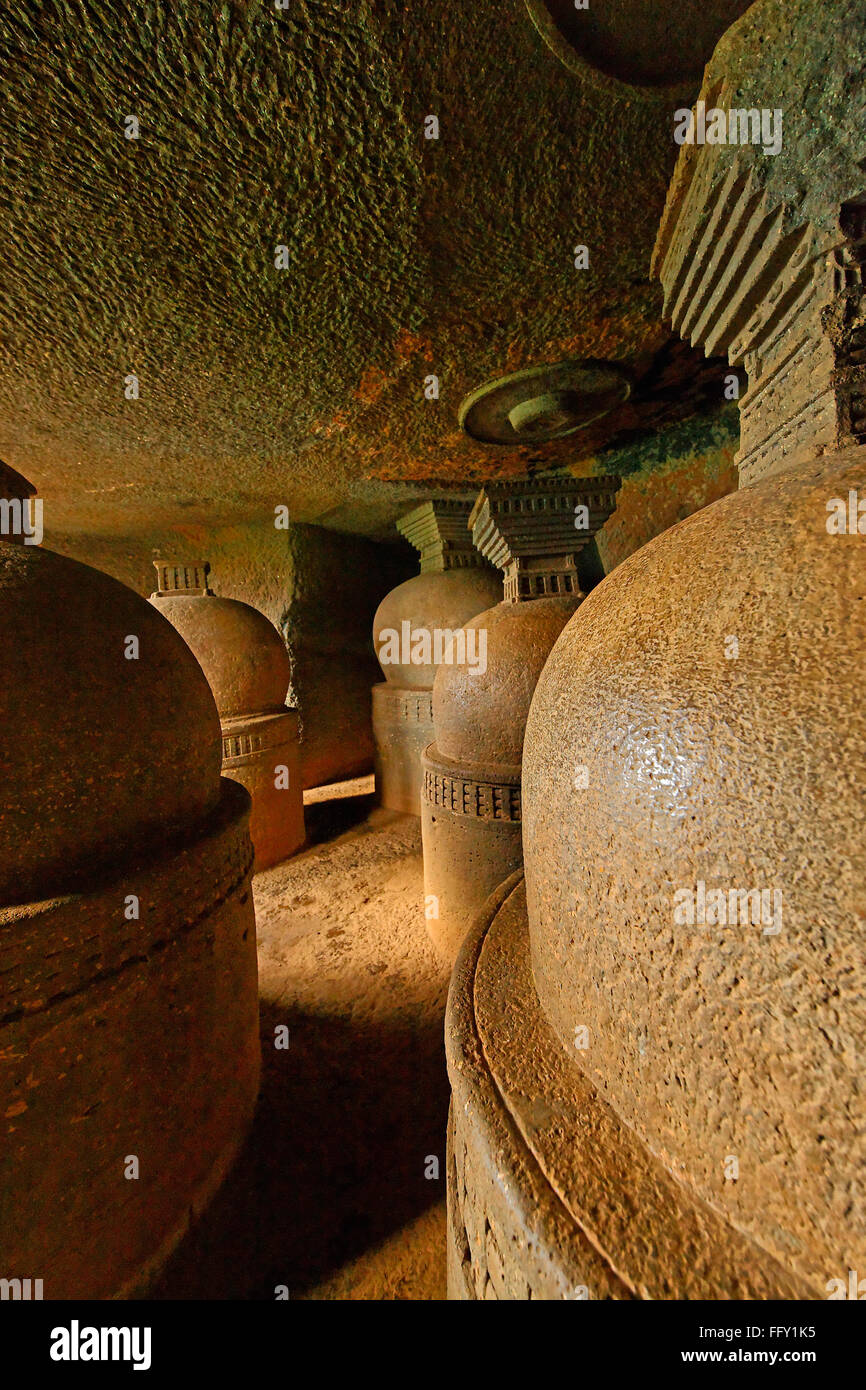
52,519,412,790
589,404,740,578
48,407,738,790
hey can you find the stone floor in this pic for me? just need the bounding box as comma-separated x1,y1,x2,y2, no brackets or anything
153,778,450,1300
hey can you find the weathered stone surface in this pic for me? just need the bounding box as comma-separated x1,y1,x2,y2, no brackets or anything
0,0,731,543
1,777,259,1300
654,0,866,251
423,480,618,960
373,502,501,814
54,520,406,790
422,597,572,960
652,0,866,485
422,759,523,964
151,586,292,720
371,684,434,818
447,875,813,1299
524,444,866,1292
2,0,860,1308
592,407,740,573
458,361,632,446
222,709,304,873
449,3,866,1292
373,570,502,692
431,597,580,769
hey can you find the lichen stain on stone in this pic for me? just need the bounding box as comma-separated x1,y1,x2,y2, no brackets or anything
591,407,741,572
355,366,393,408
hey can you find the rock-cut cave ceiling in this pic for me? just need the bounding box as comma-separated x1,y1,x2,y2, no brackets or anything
0,0,750,540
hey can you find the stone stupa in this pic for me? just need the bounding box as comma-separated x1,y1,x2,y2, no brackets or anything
421,476,619,963
371,500,501,815
150,561,305,870
446,0,866,1300
0,469,260,1299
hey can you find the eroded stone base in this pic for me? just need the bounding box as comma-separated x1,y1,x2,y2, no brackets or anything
0,778,261,1300
446,873,813,1300
421,745,522,963
372,682,434,816
222,709,305,870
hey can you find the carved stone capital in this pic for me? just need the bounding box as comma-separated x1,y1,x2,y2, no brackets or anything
468,477,620,602
397,497,492,574
652,3,866,486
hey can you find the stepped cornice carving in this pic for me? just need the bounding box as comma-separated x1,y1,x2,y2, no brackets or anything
397,498,491,574
468,477,620,603
652,1,866,485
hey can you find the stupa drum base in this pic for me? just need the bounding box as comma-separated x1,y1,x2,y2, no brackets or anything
446,874,811,1301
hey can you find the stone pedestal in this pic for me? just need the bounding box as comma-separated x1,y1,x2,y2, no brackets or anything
222,708,304,870
421,751,521,961
151,561,305,870
422,478,619,963
446,875,810,1300
1,779,260,1300
371,682,434,816
372,500,501,815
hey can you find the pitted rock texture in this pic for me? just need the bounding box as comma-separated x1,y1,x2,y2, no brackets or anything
652,0,866,488
0,0,730,543
654,0,866,251
523,444,866,1292
150,592,292,718
0,540,222,906
447,875,812,1299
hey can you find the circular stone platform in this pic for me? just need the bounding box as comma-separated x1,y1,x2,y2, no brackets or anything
458,361,631,446
446,873,813,1300
524,0,754,100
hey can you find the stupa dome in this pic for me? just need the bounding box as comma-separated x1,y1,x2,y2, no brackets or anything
0,542,223,907
421,478,620,963
523,445,866,1287
373,568,502,689
151,590,291,718
431,596,578,769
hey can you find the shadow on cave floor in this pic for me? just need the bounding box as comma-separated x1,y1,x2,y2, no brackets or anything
152,804,450,1300
301,773,378,847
